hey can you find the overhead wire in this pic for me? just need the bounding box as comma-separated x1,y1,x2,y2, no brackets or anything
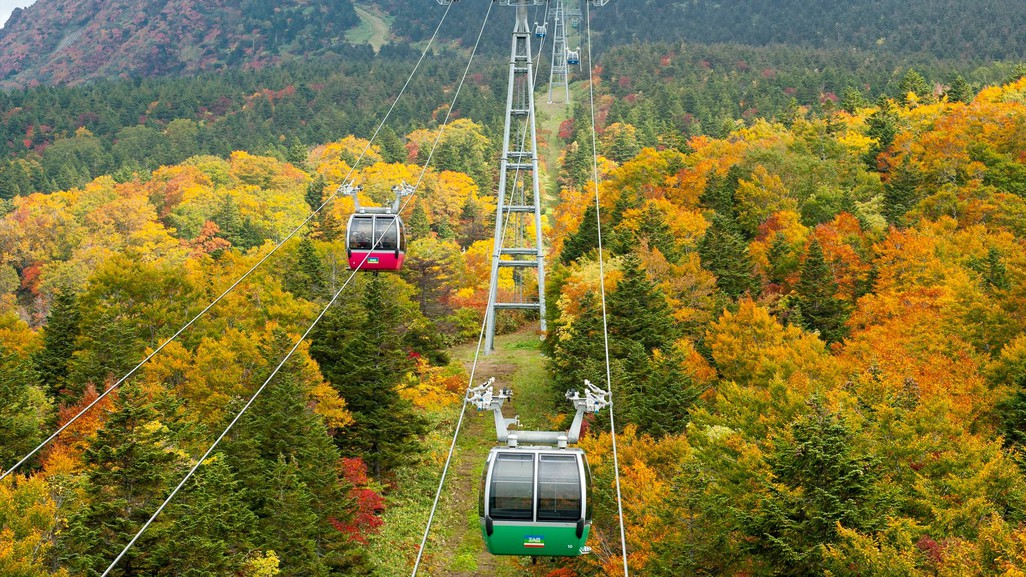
584,1,631,575
102,2,498,574
0,1,458,483
411,6,547,574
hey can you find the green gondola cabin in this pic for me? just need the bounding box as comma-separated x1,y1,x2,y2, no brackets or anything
479,447,592,556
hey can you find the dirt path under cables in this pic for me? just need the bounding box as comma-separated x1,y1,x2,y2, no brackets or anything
431,329,556,577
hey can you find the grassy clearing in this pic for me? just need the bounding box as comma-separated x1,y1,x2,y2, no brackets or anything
535,94,573,210
368,329,557,576
346,3,393,53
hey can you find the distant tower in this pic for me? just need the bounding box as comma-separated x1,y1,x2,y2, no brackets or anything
434,0,607,353
547,0,569,103
482,0,548,353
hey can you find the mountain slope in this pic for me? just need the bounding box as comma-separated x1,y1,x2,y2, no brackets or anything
3,0,1026,89
0,0,359,88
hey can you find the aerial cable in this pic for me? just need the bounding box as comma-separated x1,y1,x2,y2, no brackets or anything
0,1,458,483
407,2,552,575
102,2,497,573
101,247,371,577
584,1,630,575
412,91,532,577
414,3,564,571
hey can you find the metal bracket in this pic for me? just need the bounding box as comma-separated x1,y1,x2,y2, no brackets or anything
349,181,415,215
465,377,609,446
390,181,415,213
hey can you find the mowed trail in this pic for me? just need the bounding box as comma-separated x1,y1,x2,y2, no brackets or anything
436,330,557,577
349,3,392,52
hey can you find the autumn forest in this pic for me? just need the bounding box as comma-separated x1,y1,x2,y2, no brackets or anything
4,1,1026,576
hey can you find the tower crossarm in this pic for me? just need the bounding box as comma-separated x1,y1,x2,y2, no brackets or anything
466,378,610,447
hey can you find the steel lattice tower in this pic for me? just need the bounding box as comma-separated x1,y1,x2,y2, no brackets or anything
435,0,607,353
483,0,547,353
547,0,569,103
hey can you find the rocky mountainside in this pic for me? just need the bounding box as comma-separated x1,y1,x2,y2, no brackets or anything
0,0,358,88
3,0,1026,90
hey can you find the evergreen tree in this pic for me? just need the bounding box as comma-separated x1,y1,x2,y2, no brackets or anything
622,345,701,437
639,204,681,263
547,292,612,404
562,140,592,190
66,308,140,399
305,174,326,211
377,126,407,164
699,165,744,226
781,97,802,127
286,237,325,301
309,275,427,478
999,373,1026,454
840,86,869,114
238,216,265,250
457,194,486,248
213,194,245,248
985,247,1010,291
766,232,797,289
560,203,599,265
946,74,974,104
286,136,308,168
0,344,50,468
863,97,899,169
608,253,679,354
150,456,259,576
407,202,431,239
0,160,30,199
744,407,884,576
60,384,185,576
226,332,367,575
259,457,324,575
607,124,642,163
898,68,932,104
881,161,922,226
698,214,759,299
794,238,849,344
33,289,81,397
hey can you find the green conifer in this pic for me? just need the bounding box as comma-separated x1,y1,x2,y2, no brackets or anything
946,74,973,104
0,345,50,467
458,194,485,247
881,161,922,226
794,238,849,344
60,383,185,575
286,136,308,168
306,174,326,211
287,237,325,301
898,68,932,104
309,275,427,478
608,254,679,353
377,126,407,164
407,202,431,239
622,344,700,437
34,289,81,397
698,214,760,299
150,456,258,576
744,407,883,575
560,203,599,265
226,332,367,574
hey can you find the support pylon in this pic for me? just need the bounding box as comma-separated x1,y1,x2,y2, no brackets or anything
547,0,570,103
484,1,547,353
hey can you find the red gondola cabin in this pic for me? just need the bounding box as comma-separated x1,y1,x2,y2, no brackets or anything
346,213,407,272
